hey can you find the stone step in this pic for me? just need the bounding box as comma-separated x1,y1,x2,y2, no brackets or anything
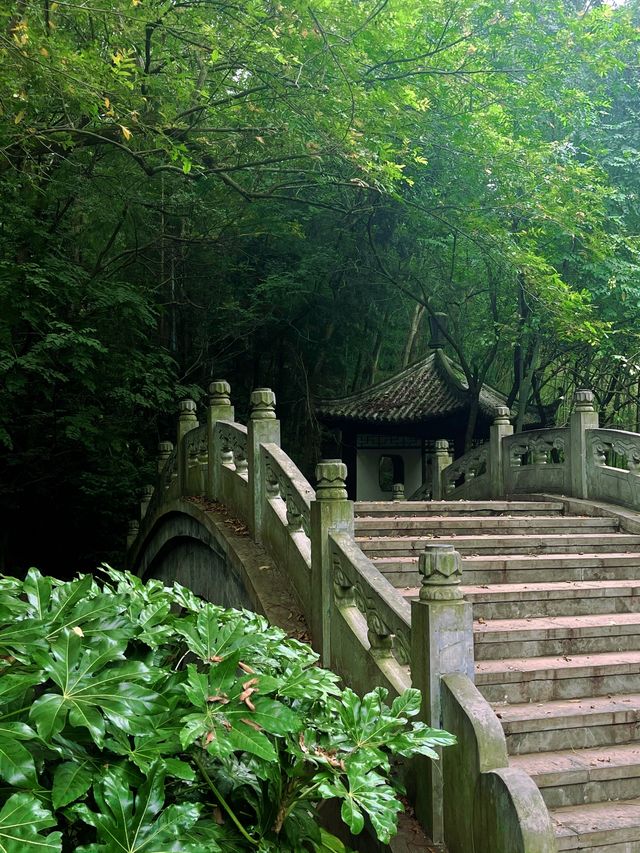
512,744,640,809
475,651,640,703
399,581,640,618
357,533,640,557
354,515,617,537
464,581,640,620
373,552,640,587
474,613,640,659
495,693,640,755
551,798,640,851
354,500,565,517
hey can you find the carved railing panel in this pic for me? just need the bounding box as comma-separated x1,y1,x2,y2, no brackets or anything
330,532,411,670
504,427,567,468
216,422,249,475
443,445,488,496
184,424,207,465
589,428,640,473
261,443,314,537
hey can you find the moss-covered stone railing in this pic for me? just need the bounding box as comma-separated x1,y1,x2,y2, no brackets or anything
127,381,558,853
440,389,640,515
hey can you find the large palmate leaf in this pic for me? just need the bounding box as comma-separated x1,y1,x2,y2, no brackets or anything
336,687,455,764
73,762,219,853
317,766,402,845
29,629,166,745
174,608,253,662
0,792,62,852
180,660,301,761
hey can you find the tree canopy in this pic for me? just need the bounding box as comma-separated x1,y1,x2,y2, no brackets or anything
1,0,640,571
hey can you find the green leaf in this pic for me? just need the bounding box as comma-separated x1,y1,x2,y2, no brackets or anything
0,792,62,851
0,735,37,788
74,762,202,853
52,761,94,809
30,629,166,746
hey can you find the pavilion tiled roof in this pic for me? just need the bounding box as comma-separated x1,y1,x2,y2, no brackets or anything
316,350,511,426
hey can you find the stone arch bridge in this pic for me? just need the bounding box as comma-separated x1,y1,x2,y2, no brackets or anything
128,383,640,853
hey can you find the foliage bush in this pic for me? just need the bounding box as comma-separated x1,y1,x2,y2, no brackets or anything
0,567,454,852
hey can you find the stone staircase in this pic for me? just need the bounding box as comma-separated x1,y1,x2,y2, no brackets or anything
355,498,640,853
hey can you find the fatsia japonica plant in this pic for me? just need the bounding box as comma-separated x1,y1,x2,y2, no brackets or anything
0,567,454,852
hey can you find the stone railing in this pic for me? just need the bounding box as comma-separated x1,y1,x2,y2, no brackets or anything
503,427,570,496
127,381,557,853
438,391,640,512
260,442,314,613
214,421,250,521
587,428,640,508
330,531,411,696
184,423,208,495
443,444,489,499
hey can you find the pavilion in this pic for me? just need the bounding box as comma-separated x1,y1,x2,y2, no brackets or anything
316,343,512,501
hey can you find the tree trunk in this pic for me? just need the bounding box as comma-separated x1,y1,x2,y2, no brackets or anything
402,304,425,367
463,390,481,452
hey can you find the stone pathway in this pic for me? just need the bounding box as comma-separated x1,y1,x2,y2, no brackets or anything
357,498,640,853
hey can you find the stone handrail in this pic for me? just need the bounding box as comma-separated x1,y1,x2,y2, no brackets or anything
504,427,567,467
441,674,556,853
503,427,570,496
216,421,248,475
587,428,640,508
261,442,314,537
442,444,489,499
330,532,411,688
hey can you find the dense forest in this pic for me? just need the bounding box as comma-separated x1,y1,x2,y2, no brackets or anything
1,0,640,573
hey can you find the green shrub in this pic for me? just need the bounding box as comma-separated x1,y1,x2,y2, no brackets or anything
0,567,454,852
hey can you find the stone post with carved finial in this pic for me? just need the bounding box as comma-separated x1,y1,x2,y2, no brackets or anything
247,388,280,542
490,406,513,498
207,381,235,501
157,441,174,474
432,439,452,500
570,389,599,499
140,485,154,519
177,399,198,495
310,460,354,667
126,520,139,549
411,543,474,845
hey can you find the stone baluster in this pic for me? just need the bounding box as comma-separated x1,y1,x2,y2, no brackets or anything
140,485,154,519
432,439,452,501
490,406,513,498
126,519,139,549
247,388,281,542
310,460,354,666
532,444,549,465
234,443,249,475
177,399,198,495
157,440,173,474
411,543,474,845
207,381,234,501
570,389,598,499
392,482,405,502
